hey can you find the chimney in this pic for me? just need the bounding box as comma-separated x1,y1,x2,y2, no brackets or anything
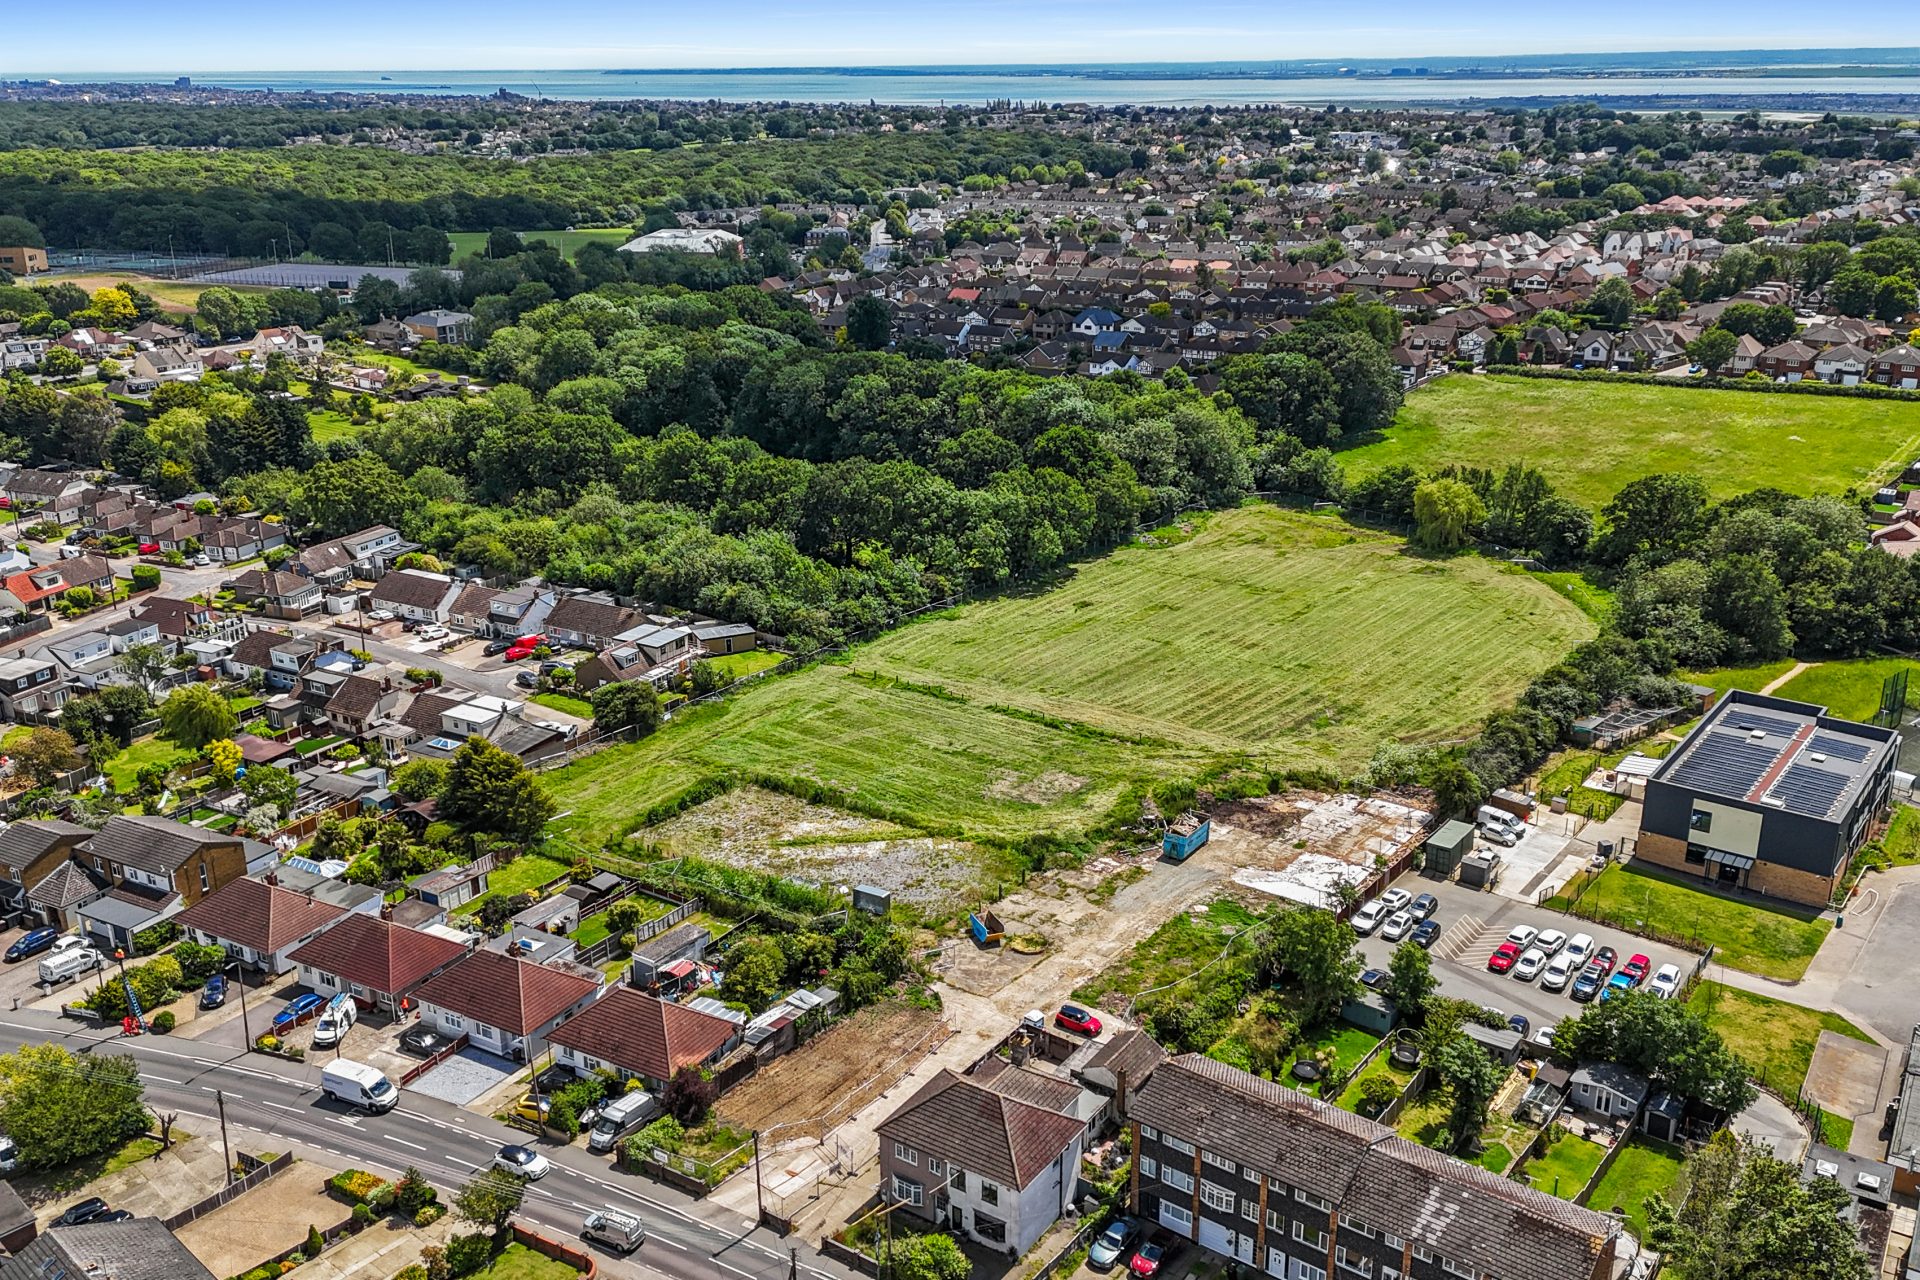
380,902,393,921
264,871,277,887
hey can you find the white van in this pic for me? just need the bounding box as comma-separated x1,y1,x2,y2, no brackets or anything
320,1059,399,1113
1477,805,1525,836
587,1090,660,1153
37,947,102,986
311,995,358,1048
581,1208,646,1253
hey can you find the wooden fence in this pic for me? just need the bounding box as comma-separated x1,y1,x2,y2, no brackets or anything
755,1019,954,1150
162,1150,294,1230
399,1032,470,1085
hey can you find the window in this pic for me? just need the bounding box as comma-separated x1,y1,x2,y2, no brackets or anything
1442,1261,1479,1280
1268,1177,1290,1195
927,1157,944,1177
950,1168,967,1193
1203,1151,1239,1175
1294,1189,1332,1213
1200,1181,1235,1213
1242,1199,1260,1222
1413,1245,1435,1263
1266,1208,1283,1231
1164,1167,1195,1194
1140,1125,1158,1140
979,1181,999,1207
1690,809,1713,833
1140,1156,1158,1179
892,1176,922,1207
1298,1265,1327,1280
1345,1218,1377,1240
1293,1222,1329,1252
1383,1235,1403,1251
442,1014,463,1031
1161,1204,1193,1233
1336,1246,1373,1276
1164,1134,1196,1156
973,1214,1007,1245
893,1142,917,1166
1382,1270,1402,1280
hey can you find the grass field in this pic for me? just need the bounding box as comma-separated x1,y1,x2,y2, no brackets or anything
39,271,275,314
448,227,633,261
104,735,191,793
1586,1139,1686,1239
452,852,571,915
530,692,594,719
1338,375,1920,506
1692,982,1875,1125
472,1243,580,1280
1773,657,1917,721
1681,659,1800,703
1555,862,1830,980
1072,899,1259,1006
547,664,1209,849
857,506,1593,765
706,650,785,681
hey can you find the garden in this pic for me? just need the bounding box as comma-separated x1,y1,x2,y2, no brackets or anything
1584,1138,1686,1239
1519,1128,1610,1201
1690,981,1873,1145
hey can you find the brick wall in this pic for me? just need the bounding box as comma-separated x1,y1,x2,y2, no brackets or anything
1632,831,1690,873
1746,857,1837,907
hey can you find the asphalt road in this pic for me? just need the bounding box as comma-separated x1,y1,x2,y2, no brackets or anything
0,1009,850,1280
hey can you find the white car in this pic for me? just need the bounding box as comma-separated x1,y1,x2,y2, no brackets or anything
1540,952,1578,992
1379,888,1413,913
1512,947,1549,981
418,626,448,642
365,609,396,622
1351,901,1388,935
49,934,89,955
493,1144,551,1180
1380,910,1414,942
1478,823,1518,847
1649,963,1683,999
1504,924,1539,951
1530,1023,1558,1051
1534,929,1568,955
1563,933,1595,967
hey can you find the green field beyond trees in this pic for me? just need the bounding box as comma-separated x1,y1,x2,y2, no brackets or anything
1339,375,1920,506
444,228,633,260
549,506,1590,846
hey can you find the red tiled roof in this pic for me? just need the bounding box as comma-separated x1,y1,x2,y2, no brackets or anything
284,913,467,996
175,877,346,954
410,947,597,1036
545,988,736,1080
2,570,68,604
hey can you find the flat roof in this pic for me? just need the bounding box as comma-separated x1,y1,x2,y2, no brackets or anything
1653,691,1897,822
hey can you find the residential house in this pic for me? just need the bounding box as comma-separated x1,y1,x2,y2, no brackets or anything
574,622,696,692
0,655,66,723
1571,330,1613,367
4,469,90,524
402,310,475,345
369,569,461,623
1725,333,1766,376
131,347,202,382
547,988,741,1090
1870,343,1920,389
409,946,602,1061
0,566,74,615
0,1217,217,1280
1870,512,1920,559
1814,342,1875,385
227,569,323,618
0,819,91,919
877,1066,1088,1258
447,582,501,634
544,593,643,650
294,526,407,586
0,244,48,276
174,875,349,974
1757,339,1820,382
71,815,263,950
1129,1053,1619,1280
286,911,470,1016
363,317,415,352
25,859,107,931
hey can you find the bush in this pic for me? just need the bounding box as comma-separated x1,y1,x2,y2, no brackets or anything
308,1224,326,1256
351,1202,374,1227
255,1034,280,1053
664,1065,718,1126
1358,1073,1401,1114
394,1165,436,1217
395,1268,429,1280
150,1010,175,1034
327,1168,393,1207
131,920,180,955
444,1233,491,1278
130,564,162,592
413,1205,442,1227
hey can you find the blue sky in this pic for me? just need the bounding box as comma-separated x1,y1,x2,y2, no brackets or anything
14,1,1920,73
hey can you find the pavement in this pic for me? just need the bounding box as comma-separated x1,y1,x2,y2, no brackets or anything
0,1007,855,1280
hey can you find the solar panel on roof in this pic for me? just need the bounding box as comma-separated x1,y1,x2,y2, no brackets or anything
1719,709,1802,737
1808,733,1872,763
1768,764,1852,818
1667,736,1778,796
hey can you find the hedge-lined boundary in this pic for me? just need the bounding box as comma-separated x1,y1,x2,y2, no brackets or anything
1482,364,1920,403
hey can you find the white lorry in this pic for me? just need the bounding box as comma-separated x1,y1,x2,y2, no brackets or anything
587,1089,661,1153
320,1059,400,1113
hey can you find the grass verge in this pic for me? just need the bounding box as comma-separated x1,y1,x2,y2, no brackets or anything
1690,981,1875,1100
1553,863,1829,981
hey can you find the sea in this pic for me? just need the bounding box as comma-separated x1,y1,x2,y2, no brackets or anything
26,67,1920,107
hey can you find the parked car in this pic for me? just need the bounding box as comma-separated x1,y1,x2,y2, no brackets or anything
94,1210,134,1223
56,1198,109,1227
1359,968,1388,991
271,992,325,1030
1409,893,1439,921
1531,1024,1558,1051
417,625,448,642
1507,1014,1531,1038
1534,929,1568,955
4,928,58,963
1504,924,1538,950
1540,953,1577,992
538,659,572,676
533,1063,578,1094
1590,946,1618,977
0,1135,17,1175
1487,942,1522,974
1563,933,1595,967
1352,901,1389,935
365,609,396,623
1088,1219,1139,1270
515,634,547,649
505,646,535,662
514,671,538,689
1571,964,1607,1003
483,640,513,657
1380,910,1414,942
192,552,210,567
494,1144,551,1180
1379,887,1412,913
1511,947,1549,981
1649,963,1682,999
1410,920,1442,949
400,1025,449,1057
137,542,160,554
1477,823,1518,847
512,1094,552,1124
199,975,228,1009
1604,973,1637,1000
1129,1243,1166,1278
1622,953,1651,985
1055,1005,1102,1036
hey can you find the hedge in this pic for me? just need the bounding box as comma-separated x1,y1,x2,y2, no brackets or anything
1483,364,1920,402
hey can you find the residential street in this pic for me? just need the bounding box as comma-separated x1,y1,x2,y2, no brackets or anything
0,1008,850,1280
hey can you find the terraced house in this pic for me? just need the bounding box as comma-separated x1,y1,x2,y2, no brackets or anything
1128,1055,1618,1280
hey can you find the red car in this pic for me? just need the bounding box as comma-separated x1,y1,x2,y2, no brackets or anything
1055,1005,1101,1036
504,646,535,662
138,542,160,554
1129,1243,1165,1277
1622,954,1651,985
1487,942,1522,974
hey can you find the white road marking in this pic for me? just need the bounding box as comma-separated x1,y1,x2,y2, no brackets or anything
258,1101,303,1114
383,1135,427,1151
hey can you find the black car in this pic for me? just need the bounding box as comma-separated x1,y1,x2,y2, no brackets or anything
1409,893,1439,921
57,1198,109,1227
514,671,538,689
93,1210,134,1224
533,1063,577,1094
1571,966,1607,1002
1358,968,1389,991
1410,919,1442,949
483,640,512,657
1507,1014,1530,1037
399,1025,449,1057
199,974,228,1009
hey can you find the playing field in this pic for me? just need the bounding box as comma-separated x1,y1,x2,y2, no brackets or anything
447,227,632,261
855,505,1594,763
1338,375,1920,506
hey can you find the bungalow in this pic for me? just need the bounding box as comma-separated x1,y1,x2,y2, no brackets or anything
368,569,461,623
131,347,202,382
4,470,90,525
574,622,696,692
294,526,407,586
286,911,470,1015
544,594,643,650
174,875,348,974
0,567,73,615
547,988,741,1090
226,570,322,618
409,947,602,1062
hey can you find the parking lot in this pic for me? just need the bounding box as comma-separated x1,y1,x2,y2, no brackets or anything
1354,870,1700,1038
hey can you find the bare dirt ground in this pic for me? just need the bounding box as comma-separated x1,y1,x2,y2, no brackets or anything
1209,790,1431,907
718,1001,945,1131
646,785,996,908
174,1163,349,1279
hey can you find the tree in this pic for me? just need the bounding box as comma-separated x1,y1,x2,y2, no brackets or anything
239,764,299,819
391,758,449,801
1647,1132,1868,1280
1560,989,1754,1113
662,1065,718,1125
159,683,237,749
845,295,892,351
1431,1034,1503,1152
1253,905,1361,1027
590,680,663,736
0,1043,148,1169
114,642,169,700
1686,328,1738,373
1589,276,1636,328
0,215,45,248
1382,941,1437,1021
450,1167,524,1233
1425,757,1487,818
892,1234,972,1280
1412,478,1486,552
717,936,787,1009
1593,472,1711,567
1759,149,1813,178
437,737,555,844
206,738,242,786
12,727,79,787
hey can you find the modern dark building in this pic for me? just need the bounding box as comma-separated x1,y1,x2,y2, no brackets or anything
1637,692,1899,906
1129,1054,1618,1280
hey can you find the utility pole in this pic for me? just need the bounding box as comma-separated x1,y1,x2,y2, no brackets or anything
232,958,252,1048
752,1130,764,1223
215,1089,233,1184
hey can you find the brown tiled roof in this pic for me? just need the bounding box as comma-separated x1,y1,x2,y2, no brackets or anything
1130,1055,1616,1280
877,1069,1085,1190
26,859,105,909
545,988,736,1078
284,913,467,996
324,673,391,721
175,877,346,953
545,595,640,641
968,1057,1083,1114
410,947,598,1035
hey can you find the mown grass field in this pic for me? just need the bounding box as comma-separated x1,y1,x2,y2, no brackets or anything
1555,862,1830,980
447,227,632,261
1774,657,1917,721
546,664,1208,849
856,506,1593,765
1339,375,1920,506
1692,981,1874,1143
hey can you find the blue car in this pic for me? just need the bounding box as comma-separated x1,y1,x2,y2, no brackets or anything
4,928,58,963
272,992,325,1029
1601,973,1637,1002
200,975,228,1010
